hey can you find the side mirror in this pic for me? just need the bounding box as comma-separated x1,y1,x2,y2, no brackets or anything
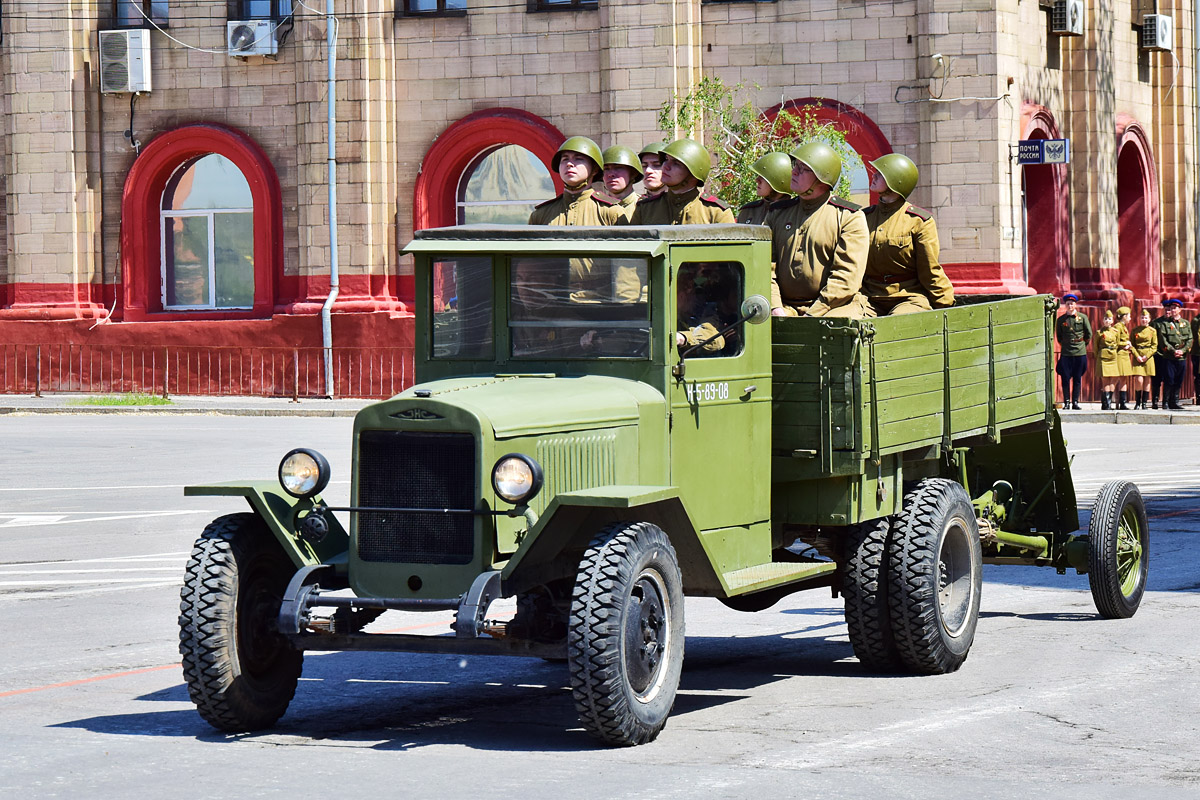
740,295,770,325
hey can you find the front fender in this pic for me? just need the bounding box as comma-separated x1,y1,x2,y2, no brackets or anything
501,485,723,596
185,481,349,573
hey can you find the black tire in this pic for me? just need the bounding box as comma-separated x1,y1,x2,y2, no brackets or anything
179,513,303,732
842,517,903,671
887,479,982,675
1087,480,1149,619
567,522,685,747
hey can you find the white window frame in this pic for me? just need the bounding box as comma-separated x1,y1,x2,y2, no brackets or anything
160,207,254,310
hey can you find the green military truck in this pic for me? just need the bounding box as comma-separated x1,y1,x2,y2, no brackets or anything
179,225,1148,747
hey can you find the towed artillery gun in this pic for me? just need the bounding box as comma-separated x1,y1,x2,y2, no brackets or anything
179,225,1148,746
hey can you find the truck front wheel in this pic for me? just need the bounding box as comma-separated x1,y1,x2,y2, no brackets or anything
179,513,303,731
567,522,684,746
887,479,982,675
1087,480,1148,619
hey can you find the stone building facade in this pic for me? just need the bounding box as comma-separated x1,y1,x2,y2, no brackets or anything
0,0,1195,395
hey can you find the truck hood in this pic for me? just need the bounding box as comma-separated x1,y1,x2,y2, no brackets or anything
390,375,665,438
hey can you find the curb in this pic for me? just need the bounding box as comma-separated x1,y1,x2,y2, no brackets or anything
0,405,363,418
1059,410,1200,424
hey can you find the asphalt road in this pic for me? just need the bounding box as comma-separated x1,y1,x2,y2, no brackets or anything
1,416,1198,799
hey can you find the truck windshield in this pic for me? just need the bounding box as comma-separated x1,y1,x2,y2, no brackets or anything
431,256,494,360
510,256,651,359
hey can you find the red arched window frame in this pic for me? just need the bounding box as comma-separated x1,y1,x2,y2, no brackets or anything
1115,115,1162,300
766,98,891,160
413,108,565,230
121,123,283,322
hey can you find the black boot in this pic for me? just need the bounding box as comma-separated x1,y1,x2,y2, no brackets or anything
1072,385,1082,410
1101,391,1111,410
1152,386,1160,409
1135,391,1145,409
1168,386,1184,410
1117,390,1129,410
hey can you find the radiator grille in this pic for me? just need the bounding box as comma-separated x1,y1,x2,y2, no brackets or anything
356,430,476,564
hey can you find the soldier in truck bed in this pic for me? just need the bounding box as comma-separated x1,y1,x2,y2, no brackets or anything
862,153,955,316
528,136,624,227
626,139,735,226
736,152,793,226
766,140,870,318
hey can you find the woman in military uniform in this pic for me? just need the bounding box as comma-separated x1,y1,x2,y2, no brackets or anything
1129,308,1157,409
1095,309,1123,410
1055,292,1091,410
736,152,792,225
861,153,955,316
1112,306,1134,409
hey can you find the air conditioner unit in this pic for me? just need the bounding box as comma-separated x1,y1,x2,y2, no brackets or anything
1142,14,1174,52
226,20,277,57
98,29,152,94
1050,0,1085,36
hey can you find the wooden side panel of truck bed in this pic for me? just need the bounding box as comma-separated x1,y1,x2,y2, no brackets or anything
771,295,1055,480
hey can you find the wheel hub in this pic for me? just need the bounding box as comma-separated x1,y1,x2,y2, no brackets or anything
624,573,667,697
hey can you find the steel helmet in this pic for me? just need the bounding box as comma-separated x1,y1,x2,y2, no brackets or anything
662,138,713,183
551,136,604,177
789,140,842,188
869,153,919,199
601,145,644,180
638,141,668,159
751,152,794,195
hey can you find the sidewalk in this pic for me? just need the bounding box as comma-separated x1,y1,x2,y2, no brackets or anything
0,393,374,418
3,392,1200,422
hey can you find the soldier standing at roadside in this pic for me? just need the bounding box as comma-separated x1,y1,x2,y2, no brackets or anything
766,141,870,318
528,136,623,227
1191,310,1200,405
627,139,735,226
1113,306,1133,410
601,145,643,221
736,152,793,225
1152,298,1192,410
1055,292,1091,411
1129,308,1157,409
862,153,955,316
1095,309,1122,411
639,142,668,199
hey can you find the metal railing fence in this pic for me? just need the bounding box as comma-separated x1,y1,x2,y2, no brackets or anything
0,343,413,400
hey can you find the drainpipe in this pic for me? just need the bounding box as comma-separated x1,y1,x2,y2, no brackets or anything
320,0,339,398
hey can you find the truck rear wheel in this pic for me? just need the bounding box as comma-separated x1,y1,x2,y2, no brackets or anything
1087,480,1148,619
887,479,982,675
179,513,302,731
842,517,903,671
567,522,684,746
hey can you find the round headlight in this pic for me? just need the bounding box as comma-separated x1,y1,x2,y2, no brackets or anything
279,448,331,498
492,454,543,505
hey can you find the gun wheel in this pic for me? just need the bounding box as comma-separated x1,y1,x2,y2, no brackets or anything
1087,480,1148,619
887,479,982,675
842,516,903,671
179,513,302,732
567,522,684,746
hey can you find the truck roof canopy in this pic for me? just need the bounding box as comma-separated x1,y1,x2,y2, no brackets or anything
403,223,772,256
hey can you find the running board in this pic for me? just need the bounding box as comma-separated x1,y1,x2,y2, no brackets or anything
722,561,836,597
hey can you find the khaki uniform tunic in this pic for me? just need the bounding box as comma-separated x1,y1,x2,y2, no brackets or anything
736,194,788,226
1129,324,1157,377
627,187,735,226
678,313,724,354
612,192,639,222
765,194,870,318
1055,311,1092,357
863,199,954,315
1095,326,1126,378
1154,316,1193,358
528,187,624,227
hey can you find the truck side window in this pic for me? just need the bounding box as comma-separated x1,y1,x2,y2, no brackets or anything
676,262,744,358
431,257,494,359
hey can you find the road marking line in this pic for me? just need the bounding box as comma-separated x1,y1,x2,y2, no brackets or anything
0,510,208,529
7,552,189,567
0,664,180,699
0,578,190,586
0,581,182,600
0,568,181,575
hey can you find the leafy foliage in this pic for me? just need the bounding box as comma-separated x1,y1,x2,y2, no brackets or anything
658,77,863,210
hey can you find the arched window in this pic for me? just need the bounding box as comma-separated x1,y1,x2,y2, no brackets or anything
121,124,283,322
1021,104,1070,296
1115,116,1161,300
161,154,255,309
457,145,554,224
414,108,565,230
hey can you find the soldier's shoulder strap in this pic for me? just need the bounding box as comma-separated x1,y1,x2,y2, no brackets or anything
769,196,800,211
862,204,877,215
532,196,558,210
637,192,665,205
829,196,862,212
592,191,619,207
905,204,932,221
700,194,729,210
